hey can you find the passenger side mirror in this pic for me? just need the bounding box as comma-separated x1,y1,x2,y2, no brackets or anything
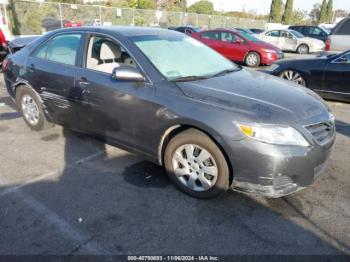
234,39,244,44
112,66,145,82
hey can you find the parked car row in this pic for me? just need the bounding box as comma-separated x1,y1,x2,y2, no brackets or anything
3,27,336,200
169,25,328,67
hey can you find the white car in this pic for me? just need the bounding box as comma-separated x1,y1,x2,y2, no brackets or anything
257,29,325,54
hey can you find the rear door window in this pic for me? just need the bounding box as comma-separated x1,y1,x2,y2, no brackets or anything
266,30,280,37
32,34,82,66
308,27,325,36
201,31,221,41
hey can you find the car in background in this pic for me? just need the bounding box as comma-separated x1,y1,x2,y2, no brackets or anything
84,19,101,27
8,36,39,53
0,27,8,68
289,25,329,42
191,28,283,67
168,26,201,35
3,27,335,199
326,18,350,52
234,28,254,34
42,17,82,32
257,29,325,54
265,51,350,102
250,28,265,34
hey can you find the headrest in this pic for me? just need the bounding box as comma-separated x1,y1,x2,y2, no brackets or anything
100,41,121,60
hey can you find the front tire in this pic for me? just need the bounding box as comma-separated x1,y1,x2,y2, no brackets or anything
297,44,309,54
244,52,261,67
16,85,52,131
164,129,230,199
279,70,307,86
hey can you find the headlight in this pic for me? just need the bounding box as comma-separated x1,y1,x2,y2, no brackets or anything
236,122,310,147
262,48,276,53
265,64,280,72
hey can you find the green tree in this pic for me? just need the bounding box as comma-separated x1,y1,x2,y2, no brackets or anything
319,0,328,23
269,0,283,23
128,0,156,9
188,0,215,15
168,0,187,12
282,0,293,24
326,0,333,23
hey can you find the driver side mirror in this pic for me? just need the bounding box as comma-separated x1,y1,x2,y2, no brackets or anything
112,66,145,82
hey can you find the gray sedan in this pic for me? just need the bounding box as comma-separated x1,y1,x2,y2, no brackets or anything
3,27,335,198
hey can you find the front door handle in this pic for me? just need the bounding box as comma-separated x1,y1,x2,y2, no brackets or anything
28,63,35,72
78,78,91,89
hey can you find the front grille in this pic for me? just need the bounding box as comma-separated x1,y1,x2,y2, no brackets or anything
305,122,335,145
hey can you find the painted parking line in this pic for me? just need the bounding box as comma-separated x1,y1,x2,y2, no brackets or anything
13,188,109,254
0,150,109,254
0,151,104,198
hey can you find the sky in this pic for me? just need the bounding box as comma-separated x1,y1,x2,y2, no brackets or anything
187,0,350,14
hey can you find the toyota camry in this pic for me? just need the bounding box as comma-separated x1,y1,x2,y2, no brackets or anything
3,27,335,198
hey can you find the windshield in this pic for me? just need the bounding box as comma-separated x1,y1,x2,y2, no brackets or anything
131,35,238,81
240,32,261,42
290,30,304,38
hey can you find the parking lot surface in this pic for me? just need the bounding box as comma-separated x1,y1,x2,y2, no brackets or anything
0,74,350,255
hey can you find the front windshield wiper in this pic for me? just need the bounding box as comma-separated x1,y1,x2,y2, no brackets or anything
210,67,241,78
171,75,209,82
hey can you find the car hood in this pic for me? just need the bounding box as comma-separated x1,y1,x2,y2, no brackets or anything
176,69,330,126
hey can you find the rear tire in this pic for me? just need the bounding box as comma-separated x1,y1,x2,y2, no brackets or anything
297,44,309,54
244,52,261,67
164,129,230,199
16,85,52,131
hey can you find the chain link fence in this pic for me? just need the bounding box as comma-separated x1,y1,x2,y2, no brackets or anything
8,0,266,35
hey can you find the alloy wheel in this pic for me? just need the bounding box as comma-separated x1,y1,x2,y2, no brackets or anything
279,70,306,86
21,94,40,126
298,45,309,54
171,144,218,192
246,53,259,67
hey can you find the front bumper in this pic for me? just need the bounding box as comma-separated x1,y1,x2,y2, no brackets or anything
261,51,284,65
227,136,334,198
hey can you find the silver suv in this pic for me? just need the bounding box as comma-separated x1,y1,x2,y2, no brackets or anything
326,18,350,52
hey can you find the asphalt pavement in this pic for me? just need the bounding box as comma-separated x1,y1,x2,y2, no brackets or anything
0,71,350,255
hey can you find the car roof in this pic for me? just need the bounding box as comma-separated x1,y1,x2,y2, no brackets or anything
52,26,182,37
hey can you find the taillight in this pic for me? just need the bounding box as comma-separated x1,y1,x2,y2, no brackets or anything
2,58,9,72
325,38,331,51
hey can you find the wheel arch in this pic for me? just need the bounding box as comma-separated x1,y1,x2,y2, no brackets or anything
12,79,52,121
158,124,234,185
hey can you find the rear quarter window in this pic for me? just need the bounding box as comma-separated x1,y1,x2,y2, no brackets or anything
333,19,350,35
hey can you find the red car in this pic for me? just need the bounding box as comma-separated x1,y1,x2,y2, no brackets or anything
191,29,284,67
